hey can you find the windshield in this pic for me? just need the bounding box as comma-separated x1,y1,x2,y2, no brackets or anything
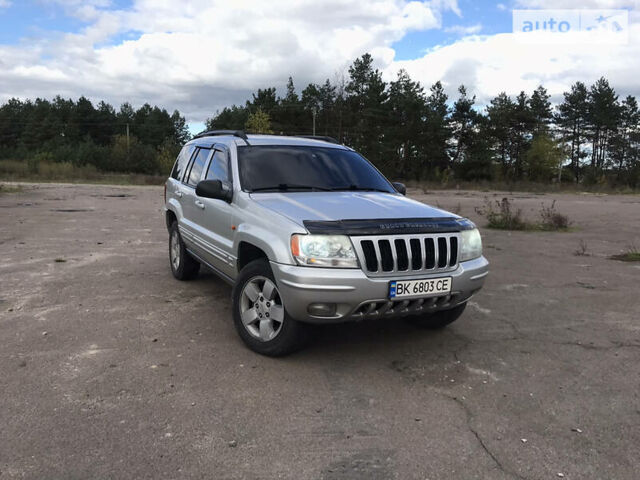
237,145,395,193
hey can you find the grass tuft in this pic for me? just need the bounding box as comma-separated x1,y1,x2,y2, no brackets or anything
574,239,590,257
539,200,571,230
611,242,640,262
475,197,529,230
0,183,23,195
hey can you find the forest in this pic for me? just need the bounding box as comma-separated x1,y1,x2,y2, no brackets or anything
209,54,639,189
1,53,638,188
0,97,189,177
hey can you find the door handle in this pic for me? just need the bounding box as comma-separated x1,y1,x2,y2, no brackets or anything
175,190,183,198
195,200,205,209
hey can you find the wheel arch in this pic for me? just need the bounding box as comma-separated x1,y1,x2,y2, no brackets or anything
165,209,177,230
237,241,269,272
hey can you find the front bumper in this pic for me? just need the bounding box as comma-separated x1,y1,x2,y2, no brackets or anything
270,256,489,324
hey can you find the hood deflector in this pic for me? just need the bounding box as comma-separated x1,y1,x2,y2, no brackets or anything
303,217,475,235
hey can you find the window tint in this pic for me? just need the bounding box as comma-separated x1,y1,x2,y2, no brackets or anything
205,150,230,182
171,145,196,181
237,145,394,192
186,148,210,187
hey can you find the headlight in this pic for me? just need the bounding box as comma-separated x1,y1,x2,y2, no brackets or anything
460,228,482,261
291,234,358,268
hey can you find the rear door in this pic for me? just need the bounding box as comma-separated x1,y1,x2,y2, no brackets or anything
167,143,196,211
179,146,213,259
190,148,236,277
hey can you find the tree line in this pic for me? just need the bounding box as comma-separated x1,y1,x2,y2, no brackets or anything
208,53,640,188
1,53,638,187
0,96,190,174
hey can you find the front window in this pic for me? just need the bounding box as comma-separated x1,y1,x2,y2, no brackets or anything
237,145,395,193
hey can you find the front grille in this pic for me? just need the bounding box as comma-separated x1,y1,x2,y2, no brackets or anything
352,233,460,277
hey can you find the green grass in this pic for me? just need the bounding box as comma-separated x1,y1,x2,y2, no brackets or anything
611,244,640,262
0,183,23,195
407,179,639,195
0,159,165,185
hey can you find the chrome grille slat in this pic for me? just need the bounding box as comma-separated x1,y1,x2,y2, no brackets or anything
352,232,460,277
433,238,439,270
446,237,452,267
372,241,382,273
389,239,398,272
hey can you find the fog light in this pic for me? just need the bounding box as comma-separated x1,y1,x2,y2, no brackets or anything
307,303,337,317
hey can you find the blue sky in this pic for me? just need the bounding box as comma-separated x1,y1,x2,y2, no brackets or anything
1,0,639,135
393,0,514,60
0,0,132,43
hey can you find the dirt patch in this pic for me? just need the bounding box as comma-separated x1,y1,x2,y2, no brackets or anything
0,183,639,480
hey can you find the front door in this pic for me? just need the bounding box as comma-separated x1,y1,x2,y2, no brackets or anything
190,148,236,278
180,146,212,261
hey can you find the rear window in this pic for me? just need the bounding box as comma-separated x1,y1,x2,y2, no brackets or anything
237,145,394,192
171,145,196,181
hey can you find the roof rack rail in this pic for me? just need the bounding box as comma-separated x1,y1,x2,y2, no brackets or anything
294,135,340,144
193,130,250,144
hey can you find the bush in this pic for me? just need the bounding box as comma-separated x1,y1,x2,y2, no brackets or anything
157,139,181,176
475,197,528,230
107,134,159,174
27,156,40,175
476,197,572,231
523,134,564,182
539,200,571,230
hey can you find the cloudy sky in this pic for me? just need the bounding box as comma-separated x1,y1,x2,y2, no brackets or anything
0,0,638,133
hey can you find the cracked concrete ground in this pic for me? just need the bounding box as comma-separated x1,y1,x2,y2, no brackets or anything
0,183,639,479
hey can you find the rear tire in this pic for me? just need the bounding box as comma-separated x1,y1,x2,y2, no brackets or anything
406,302,467,329
232,259,309,356
169,221,200,280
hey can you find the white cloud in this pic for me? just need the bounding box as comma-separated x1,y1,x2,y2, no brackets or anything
515,0,637,8
386,23,640,106
1,0,639,124
0,0,457,121
0,0,12,8
444,23,482,35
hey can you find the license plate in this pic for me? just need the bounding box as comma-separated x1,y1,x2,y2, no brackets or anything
389,277,452,299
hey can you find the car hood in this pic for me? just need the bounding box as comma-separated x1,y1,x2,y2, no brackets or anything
248,191,456,226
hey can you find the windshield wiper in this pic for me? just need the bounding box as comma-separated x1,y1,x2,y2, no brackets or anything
330,185,391,193
250,184,331,192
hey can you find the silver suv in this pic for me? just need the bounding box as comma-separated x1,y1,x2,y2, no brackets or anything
164,131,488,356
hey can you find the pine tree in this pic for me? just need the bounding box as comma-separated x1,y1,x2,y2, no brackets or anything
556,82,589,182
387,69,426,179
423,81,450,175
587,77,621,174
530,85,553,135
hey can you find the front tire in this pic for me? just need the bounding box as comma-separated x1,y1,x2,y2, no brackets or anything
232,259,309,356
406,302,467,329
169,221,200,280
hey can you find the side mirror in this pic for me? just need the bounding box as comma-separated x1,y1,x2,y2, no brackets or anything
392,182,406,195
195,179,232,202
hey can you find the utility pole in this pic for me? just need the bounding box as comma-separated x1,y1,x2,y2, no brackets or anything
312,108,317,136
558,159,562,184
